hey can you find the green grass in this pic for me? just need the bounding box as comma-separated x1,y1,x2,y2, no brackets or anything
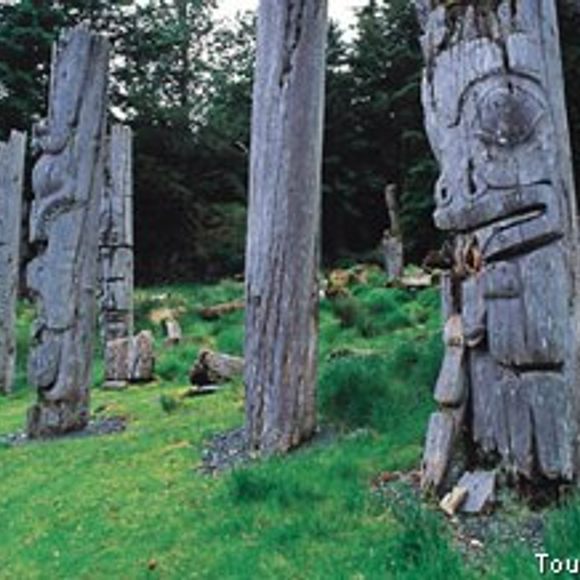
0,268,578,578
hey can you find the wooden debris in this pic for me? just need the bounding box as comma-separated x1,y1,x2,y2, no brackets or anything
149,306,185,325
434,347,465,406
199,299,244,320
399,272,433,289
105,330,155,385
101,380,128,391
189,349,243,386
435,315,466,406
327,347,379,360
457,471,496,514
421,411,455,493
440,486,468,517
181,385,222,398
164,318,182,346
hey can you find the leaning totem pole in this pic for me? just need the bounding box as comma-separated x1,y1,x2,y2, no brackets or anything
416,0,580,489
27,25,109,437
0,131,26,395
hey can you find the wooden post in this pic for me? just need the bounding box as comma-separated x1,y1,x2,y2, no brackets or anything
26,25,109,437
382,183,404,280
415,0,580,488
244,0,328,453
0,130,26,395
99,124,134,343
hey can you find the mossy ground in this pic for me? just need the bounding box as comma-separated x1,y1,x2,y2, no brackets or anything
1,267,579,579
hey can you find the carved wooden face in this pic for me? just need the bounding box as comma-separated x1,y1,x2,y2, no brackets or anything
426,66,566,259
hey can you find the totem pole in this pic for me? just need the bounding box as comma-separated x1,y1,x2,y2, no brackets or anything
0,131,26,395
416,1,580,490
382,184,404,281
99,124,134,344
27,25,109,437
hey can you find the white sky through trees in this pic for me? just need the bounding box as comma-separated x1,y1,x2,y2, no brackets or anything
217,0,368,29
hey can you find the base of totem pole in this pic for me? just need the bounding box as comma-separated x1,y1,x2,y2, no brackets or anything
26,399,90,439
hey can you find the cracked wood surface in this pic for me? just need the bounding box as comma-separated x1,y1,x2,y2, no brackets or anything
99,124,134,343
0,131,26,395
416,0,580,488
244,0,328,453
26,24,109,438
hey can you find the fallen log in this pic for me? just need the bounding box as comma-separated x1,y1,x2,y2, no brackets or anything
199,299,244,320
181,385,222,398
189,349,244,386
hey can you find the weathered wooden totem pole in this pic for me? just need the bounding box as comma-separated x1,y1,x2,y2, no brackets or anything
99,124,134,344
26,25,109,437
0,131,26,395
415,0,580,490
382,184,404,281
245,0,327,453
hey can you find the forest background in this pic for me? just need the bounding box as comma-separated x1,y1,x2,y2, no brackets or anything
1,0,579,284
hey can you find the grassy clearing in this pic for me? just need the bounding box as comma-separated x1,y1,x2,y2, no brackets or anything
1,268,579,578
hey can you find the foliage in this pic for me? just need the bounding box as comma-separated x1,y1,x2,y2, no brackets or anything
3,1,580,279
319,281,441,433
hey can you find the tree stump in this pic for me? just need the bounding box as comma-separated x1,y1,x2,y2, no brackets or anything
244,0,328,453
415,0,580,488
26,25,109,438
0,131,26,395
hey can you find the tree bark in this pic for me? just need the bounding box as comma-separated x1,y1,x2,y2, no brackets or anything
244,0,328,454
0,131,26,395
415,0,580,488
26,24,109,438
99,124,134,344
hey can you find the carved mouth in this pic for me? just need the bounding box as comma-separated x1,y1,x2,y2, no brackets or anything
434,182,554,233
476,203,546,233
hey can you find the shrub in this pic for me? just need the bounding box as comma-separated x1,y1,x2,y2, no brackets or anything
318,356,395,432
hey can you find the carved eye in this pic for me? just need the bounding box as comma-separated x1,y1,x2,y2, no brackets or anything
476,86,545,148
435,177,452,207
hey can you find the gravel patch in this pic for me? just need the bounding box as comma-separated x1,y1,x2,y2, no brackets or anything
0,416,127,447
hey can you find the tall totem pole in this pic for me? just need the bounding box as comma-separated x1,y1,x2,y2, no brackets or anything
0,131,26,395
244,0,327,453
415,0,580,489
27,25,109,437
99,124,134,344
